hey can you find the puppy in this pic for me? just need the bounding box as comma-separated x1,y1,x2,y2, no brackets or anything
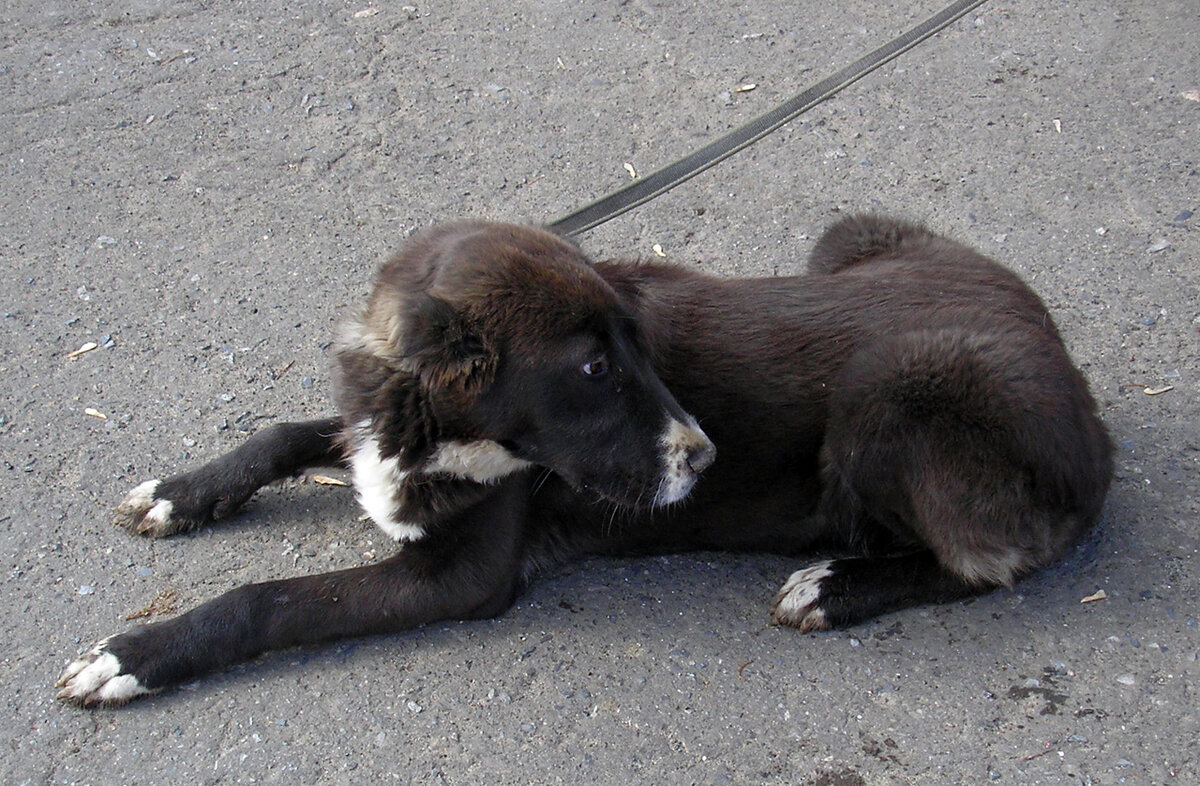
57,215,1112,706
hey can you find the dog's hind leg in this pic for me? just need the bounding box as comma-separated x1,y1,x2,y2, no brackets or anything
770,465,1064,630
770,464,1077,630
775,325,1111,630
60,481,529,706
114,417,346,537
770,550,981,630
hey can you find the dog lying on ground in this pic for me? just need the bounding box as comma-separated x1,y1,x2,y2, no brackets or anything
57,214,1113,706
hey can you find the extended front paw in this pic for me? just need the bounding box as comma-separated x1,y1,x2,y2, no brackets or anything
113,479,186,537
56,638,152,707
113,474,251,537
770,560,836,632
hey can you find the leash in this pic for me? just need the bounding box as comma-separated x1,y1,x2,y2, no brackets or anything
548,0,989,236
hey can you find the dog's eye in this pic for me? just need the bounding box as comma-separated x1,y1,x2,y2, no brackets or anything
581,356,609,377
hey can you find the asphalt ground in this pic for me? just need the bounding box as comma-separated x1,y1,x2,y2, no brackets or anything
2,0,1197,783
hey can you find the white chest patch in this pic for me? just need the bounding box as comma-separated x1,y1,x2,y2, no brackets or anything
424,439,532,483
347,424,425,542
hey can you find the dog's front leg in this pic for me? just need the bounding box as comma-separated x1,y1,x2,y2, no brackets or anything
58,487,527,707
113,417,346,537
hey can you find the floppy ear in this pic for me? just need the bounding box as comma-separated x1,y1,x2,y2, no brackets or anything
401,293,496,392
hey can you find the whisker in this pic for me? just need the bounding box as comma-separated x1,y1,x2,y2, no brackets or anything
531,468,555,496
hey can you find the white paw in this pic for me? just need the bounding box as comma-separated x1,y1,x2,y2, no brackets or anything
56,640,150,707
112,479,177,536
770,561,834,631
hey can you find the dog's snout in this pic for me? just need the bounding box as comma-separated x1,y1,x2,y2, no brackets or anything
653,418,716,507
686,438,716,475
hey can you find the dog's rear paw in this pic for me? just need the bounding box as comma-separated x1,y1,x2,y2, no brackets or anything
113,479,186,537
56,640,151,707
770,561,836,631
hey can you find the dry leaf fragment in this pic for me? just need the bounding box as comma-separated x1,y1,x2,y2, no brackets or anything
623,162,638,179
84,408,107,420
1081,589,1107,603
312,475,348,486
125,588,179,620
1143,385,1174,396
66,342,99,359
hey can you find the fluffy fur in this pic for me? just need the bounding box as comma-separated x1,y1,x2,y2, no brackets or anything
58,215,1112,706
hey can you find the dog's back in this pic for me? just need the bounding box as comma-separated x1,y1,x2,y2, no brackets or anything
582,215,1113,628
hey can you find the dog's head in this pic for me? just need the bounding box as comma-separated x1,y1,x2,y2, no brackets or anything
335,221,714,511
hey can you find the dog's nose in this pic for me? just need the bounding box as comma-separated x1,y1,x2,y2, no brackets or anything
686,438,716,475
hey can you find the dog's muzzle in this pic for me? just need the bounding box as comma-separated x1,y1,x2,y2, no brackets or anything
654,417,716,506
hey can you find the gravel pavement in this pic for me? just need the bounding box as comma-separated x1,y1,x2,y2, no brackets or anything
2,0,1198,783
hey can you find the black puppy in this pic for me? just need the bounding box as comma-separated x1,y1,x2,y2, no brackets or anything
57,215,1112,706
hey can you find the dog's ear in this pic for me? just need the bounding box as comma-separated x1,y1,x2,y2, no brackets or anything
401,293,496,392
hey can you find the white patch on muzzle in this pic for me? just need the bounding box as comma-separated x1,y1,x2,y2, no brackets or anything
347,421,425,542
653,416,715,506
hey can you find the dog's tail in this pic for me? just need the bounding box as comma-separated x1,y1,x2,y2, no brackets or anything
808,214,933,274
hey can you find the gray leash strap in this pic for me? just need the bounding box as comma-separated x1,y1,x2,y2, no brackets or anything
548,0,989,236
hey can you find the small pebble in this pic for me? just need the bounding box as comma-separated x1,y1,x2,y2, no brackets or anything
1172,209,1193,222
77,585,94,595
